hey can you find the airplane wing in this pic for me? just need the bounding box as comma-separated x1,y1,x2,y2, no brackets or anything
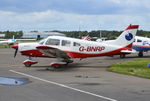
36,46,71,59
16,39,36,41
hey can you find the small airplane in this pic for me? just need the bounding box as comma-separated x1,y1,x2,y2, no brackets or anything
0,35,36,45
12,25,139,68
132,36,150,57
0,36,16,45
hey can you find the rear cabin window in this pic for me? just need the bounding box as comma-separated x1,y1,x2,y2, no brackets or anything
45,39,60,45
62,40,71,46
73,42,81,46
137,39,142,42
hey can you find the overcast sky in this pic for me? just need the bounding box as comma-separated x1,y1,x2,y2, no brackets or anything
0,0,149,31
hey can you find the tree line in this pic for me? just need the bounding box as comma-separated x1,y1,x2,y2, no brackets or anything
0,30,150,40
0,31,23,39
57,30,150,40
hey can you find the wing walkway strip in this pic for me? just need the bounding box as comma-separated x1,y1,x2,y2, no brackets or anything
9,70,117,101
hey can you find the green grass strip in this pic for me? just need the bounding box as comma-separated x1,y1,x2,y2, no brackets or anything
108,59,150,79
0,44,11,48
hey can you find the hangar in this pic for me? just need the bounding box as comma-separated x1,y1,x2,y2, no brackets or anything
22,32,65,39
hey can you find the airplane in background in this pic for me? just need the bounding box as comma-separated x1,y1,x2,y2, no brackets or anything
0,36,16,45
12,25,139,68
0,35,36,45
132,36,150,57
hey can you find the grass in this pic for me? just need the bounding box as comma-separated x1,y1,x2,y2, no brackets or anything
0,44,11,48
0,40,36,48
108,58,150,79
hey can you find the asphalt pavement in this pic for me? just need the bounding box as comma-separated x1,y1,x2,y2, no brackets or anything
0,48,150,101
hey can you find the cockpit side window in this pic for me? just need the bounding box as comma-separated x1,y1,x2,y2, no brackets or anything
38,39,45,45
73,42,81,46
137,39,142,42
45,39,60,45
62,40,71,46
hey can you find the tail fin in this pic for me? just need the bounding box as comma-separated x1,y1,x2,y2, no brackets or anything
12,35,16,42
114,24,139,47
13,35,15,40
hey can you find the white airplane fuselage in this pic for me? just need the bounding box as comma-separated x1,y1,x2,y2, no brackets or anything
17,36,131,58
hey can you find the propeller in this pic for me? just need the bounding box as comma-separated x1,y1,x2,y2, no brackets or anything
14,48,18,58
12,44,18,58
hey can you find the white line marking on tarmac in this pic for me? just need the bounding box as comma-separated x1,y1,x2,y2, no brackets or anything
9,70,117,101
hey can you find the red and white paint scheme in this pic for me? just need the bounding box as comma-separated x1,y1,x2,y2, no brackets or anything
12,25,139,68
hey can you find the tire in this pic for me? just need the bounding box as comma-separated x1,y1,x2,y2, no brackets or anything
54,65,62,68
138,52,143,57
24,64,32,67
120,54,125,58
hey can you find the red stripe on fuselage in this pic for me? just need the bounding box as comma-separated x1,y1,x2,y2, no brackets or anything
65,48,129,58
66,43,132,58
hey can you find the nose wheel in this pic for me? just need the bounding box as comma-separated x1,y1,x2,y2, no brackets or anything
138,51,143,57
23,59,38,67
24,64,32,67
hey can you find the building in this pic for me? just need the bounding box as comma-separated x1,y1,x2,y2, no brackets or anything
0,34,5,38
22,32,65,39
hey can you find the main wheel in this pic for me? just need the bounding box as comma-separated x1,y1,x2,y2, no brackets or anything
120,54,125,58
53,65,62,69
24,64,32,67
138,52,143,57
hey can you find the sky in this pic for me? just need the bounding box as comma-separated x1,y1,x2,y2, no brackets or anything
0,0,150,31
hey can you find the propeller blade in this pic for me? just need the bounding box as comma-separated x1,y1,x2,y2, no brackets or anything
14,48,18,58
12,44,18,58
